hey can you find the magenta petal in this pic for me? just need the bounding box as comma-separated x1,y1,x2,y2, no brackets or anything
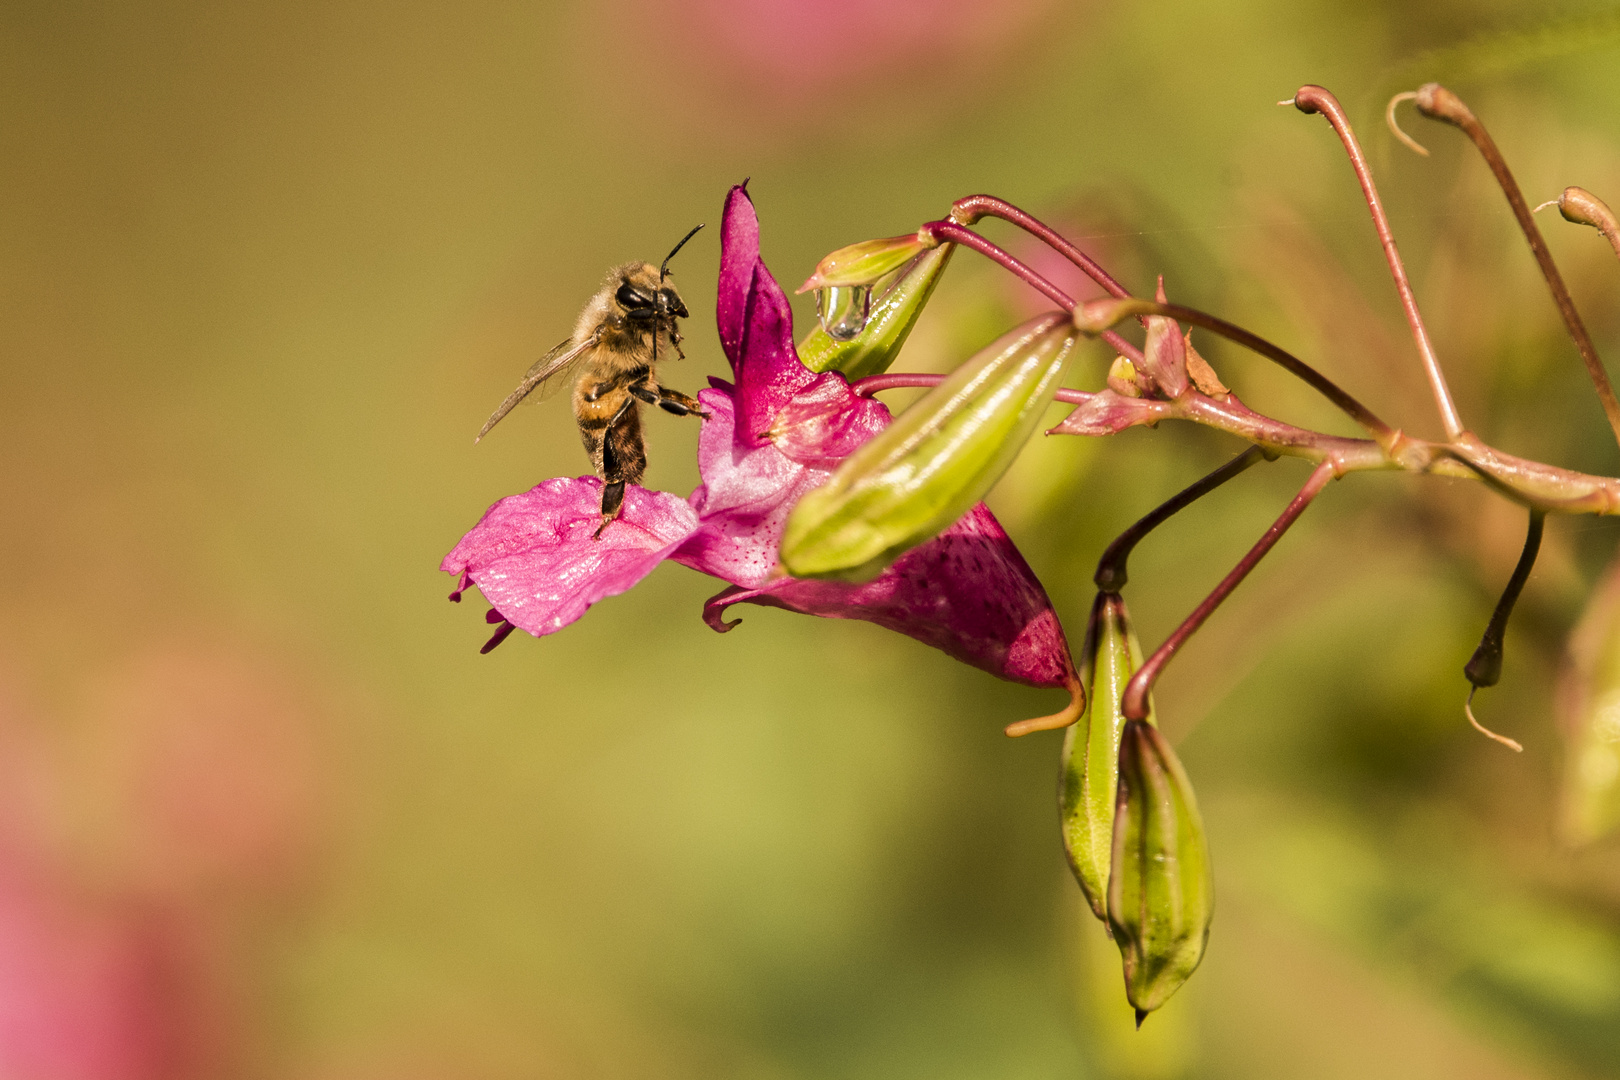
700,503,1078,692
767,371,890,464
717,184,818,447
676,389,824,587
441,477,700,637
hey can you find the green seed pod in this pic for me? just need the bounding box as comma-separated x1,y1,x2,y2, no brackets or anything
1061,592,1150,922
799,244,955,379
1108,718,1213,1021
1559,553,1620,846
780,313,1079,581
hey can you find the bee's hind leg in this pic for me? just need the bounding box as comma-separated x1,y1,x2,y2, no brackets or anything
593,482,626,539
592,399,645,541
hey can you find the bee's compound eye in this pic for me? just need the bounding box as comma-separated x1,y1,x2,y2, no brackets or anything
660,289,688,318
616,282,653,309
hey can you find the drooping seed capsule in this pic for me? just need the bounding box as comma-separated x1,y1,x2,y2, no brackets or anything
799,244,955,379
780,312,1078,581
1061,592,1151,921
1108,718,1213,1020
1559,550,1620,846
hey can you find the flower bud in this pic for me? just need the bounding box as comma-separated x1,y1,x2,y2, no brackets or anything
1061,592,1150,921
1108,718,1213,1020
1559,551,1620,846
799,244,955,379
800,232,936,292
780,312,1078,581
1105,356,1142,398
1136,279,1189,399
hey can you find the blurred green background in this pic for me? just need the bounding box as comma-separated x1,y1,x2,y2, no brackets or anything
5,1,1620,1077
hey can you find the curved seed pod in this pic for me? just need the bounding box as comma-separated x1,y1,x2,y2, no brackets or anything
1062,592,1151,921
781,313,1078,581
1108,719,1213,1021
799,244,955,379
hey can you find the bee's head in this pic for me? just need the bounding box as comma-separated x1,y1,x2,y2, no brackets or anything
615,224,702,345
616,264,687,323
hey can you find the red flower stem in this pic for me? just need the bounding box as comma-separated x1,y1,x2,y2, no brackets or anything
1290,85,1464,441
1407,85,1620,451
949,194,1132,299
919,220,1145,363
851,372,943,397
851,371,1101,409
1094,447,1269,592
1121,460,1335,721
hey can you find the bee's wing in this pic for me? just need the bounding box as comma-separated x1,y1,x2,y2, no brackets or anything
475,333,596,443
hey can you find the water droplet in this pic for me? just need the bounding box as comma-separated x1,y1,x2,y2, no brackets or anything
816,285,871,341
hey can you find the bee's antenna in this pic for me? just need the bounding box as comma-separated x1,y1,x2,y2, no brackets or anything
660,223,705,282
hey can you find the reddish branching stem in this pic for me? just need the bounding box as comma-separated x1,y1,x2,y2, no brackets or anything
1407,84,1620,451
1094,447,1268,592
1290,85,1463,440
1088,297,1393,440
1121,461,1335,721
919,220,1144,363
949,194,1132,299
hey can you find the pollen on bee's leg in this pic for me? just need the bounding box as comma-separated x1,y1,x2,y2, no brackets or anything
448,569,472,602
480,620,517,654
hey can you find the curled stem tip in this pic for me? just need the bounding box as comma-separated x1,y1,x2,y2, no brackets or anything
1533,199,1559,215
1004,676,1087,738
1465,688,1524,753
1385,91,1430,157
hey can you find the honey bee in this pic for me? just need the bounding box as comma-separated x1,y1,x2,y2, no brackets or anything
477,225,710,537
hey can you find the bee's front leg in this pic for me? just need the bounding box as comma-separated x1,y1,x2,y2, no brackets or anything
654,385,710,420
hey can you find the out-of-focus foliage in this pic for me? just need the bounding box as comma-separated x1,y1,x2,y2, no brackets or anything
3,1,1620,1077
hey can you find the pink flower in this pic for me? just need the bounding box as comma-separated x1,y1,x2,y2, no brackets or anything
443,184,1081,731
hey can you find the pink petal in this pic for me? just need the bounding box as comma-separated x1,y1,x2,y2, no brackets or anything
441,477,700,637
699,503,1077,692
716,184,819,448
